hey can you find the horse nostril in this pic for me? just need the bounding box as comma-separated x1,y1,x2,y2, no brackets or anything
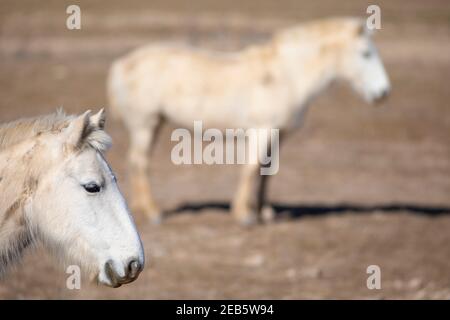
375,88,389,103
104,260,121,288
128,259,142,279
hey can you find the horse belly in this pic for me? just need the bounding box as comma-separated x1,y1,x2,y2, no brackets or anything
161,91,253,129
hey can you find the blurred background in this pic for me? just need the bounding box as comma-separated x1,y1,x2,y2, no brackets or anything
0,0,449,299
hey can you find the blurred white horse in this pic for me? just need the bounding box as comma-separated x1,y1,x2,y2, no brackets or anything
108,17,391,225
0,109,144,287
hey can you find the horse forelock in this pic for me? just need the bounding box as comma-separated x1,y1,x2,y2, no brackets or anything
82,126,112,153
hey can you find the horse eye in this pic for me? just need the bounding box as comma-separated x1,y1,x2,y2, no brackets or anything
83,182,101,193
362,50,372,58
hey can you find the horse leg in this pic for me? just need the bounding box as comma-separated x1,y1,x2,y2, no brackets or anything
231,128,281,225
257,131,282,223
231,161,262,226
128,116,162,224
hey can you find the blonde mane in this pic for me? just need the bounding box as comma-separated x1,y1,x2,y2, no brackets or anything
274,17,365,41
0,110,111,152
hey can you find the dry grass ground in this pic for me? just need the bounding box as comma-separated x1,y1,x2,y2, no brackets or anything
0,0,449,299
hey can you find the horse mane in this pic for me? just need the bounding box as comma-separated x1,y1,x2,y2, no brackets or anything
274,17,366,44
0,109,111,152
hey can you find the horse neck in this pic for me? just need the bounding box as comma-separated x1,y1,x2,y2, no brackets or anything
0,138,47,266
276,38,340,108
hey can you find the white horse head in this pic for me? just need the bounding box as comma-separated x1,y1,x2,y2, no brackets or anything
336,19,391,104
1,110,144,287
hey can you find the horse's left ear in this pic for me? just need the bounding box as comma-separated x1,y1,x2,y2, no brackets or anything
90,108,106,130
65,110,92,150
357,21,374,37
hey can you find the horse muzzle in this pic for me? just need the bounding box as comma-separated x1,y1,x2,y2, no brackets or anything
100,258,144,288
372,88,390,105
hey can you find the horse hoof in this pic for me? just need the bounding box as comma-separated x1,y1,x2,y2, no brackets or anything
261,206,276,223
238,215,258,227
149,214,163,225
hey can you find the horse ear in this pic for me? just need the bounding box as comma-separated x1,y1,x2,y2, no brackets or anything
65,110,92,150
90,108,106,130
356,21,374,37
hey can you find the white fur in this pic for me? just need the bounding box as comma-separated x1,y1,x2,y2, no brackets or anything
107,17,391,224
0,110,144,287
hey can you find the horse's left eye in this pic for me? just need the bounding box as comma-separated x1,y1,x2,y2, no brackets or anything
362,50,372,58
83,183,101,193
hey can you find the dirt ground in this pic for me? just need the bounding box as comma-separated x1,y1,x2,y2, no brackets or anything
0,0,449,299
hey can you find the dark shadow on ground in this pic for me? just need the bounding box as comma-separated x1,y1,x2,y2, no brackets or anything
166,201,450,219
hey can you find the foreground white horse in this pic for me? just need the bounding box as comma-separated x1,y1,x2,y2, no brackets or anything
108,17,391,225
0,109,144,287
